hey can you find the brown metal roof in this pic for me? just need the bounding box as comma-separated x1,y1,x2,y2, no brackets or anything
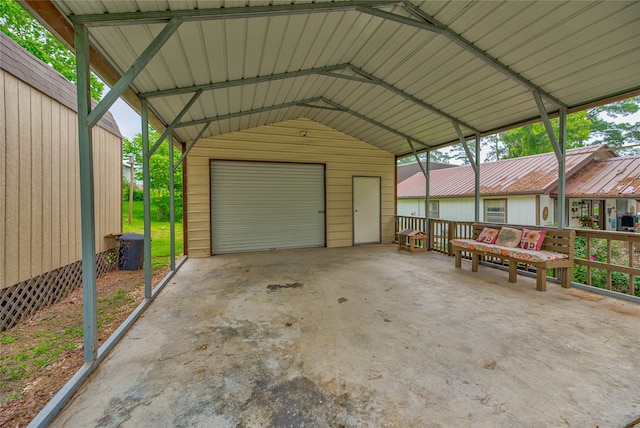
397,161,454,183
564,156,640,198
398,144,614,198
0,32,121,137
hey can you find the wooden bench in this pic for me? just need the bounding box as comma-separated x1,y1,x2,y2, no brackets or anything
450,223,575,291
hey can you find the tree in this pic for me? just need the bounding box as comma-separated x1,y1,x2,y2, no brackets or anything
496,110,593,159
445,97,640,162
586,96,640,155
0,0,104,100
123,128,183,198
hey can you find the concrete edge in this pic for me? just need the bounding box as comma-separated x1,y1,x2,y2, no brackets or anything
27,257,188,428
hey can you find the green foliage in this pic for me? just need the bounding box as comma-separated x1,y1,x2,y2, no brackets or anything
572,236,639,296
447,97,639,162
123,200,184,269
0,0,104,101
122,181,144,202
586,96,640,155
123,128,183,198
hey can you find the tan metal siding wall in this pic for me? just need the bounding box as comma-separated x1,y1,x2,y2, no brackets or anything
1,70,122,289
186,118,395,257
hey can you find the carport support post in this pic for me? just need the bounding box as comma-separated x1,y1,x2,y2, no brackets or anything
557,108,567,229
475,133,481,222
407,139,430,246
454,123,480,222
534,92,566,229
169,135,176,271
75,23,98,363
142,99,152,298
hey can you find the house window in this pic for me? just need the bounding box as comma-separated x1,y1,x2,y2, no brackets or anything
429,201,439,219
484,199,506,223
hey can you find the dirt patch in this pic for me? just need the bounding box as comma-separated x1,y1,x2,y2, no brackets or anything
0,267,169,428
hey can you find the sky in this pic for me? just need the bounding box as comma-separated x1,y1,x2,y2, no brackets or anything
109,97,142,141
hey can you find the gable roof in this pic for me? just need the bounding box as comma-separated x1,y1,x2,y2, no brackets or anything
398,144,615,199
0,32,121,137
397,161,455,183
20,1,640,157
565,156,640,198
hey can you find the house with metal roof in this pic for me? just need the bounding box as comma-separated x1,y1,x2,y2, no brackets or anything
396,160,455,184
397,145,640,231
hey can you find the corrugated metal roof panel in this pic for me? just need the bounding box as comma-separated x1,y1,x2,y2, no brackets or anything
398,145,613,199
26,0,640,156
565,157,640,198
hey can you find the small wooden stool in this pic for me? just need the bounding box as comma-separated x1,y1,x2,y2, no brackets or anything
397,229,427,253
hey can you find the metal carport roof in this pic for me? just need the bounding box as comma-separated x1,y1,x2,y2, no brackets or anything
15,2,640,425
20,0,640,158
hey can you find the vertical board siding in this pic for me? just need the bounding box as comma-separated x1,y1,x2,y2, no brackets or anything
18,83,32,280
1,70,122,289
186,118,395,257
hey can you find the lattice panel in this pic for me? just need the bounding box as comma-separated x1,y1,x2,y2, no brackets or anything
0,249,118,331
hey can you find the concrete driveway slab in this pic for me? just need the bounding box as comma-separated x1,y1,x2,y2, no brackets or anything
51,246,640,427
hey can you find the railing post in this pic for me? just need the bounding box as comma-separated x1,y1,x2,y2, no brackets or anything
429,219,434,250
606,240,612,290
447,221,455,256
629,241,634,295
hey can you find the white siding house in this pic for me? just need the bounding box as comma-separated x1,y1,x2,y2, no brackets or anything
397,145,640,230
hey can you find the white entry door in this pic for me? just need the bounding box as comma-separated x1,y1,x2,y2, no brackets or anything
353,176,381,245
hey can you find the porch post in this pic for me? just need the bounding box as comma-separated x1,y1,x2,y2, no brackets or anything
408,139,430,240
454,123,479,222
425,151,431,245
169,135,176,271
557,108,567,229
533,92,566,229
74,23,98,363
475,132,481,222
142,98,152,298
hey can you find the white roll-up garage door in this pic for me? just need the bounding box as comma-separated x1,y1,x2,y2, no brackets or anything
210,161,325,254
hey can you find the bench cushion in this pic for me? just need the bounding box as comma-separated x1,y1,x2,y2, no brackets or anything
451,239,568,263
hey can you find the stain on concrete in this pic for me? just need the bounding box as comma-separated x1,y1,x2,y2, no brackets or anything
484,360,497,370
95,388,151,428
267,282,303,291
338,297,348,304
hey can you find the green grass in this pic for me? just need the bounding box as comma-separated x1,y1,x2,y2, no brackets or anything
0,286,131,395
122,200,184,269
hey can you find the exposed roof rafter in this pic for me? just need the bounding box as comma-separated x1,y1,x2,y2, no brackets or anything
172,96,430,148
68,0,398,25
401,0,567,109
316,97,430,148
142,63,478,135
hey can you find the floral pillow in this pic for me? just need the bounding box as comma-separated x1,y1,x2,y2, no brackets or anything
476,227,500,244
496,227,523,248
519,228,547,251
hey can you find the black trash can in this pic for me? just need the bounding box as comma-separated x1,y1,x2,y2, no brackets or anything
118,233,145,270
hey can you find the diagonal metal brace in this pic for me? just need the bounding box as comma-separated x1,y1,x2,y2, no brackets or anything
149,89,203,156
453,122,478,174
88,17,182,128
